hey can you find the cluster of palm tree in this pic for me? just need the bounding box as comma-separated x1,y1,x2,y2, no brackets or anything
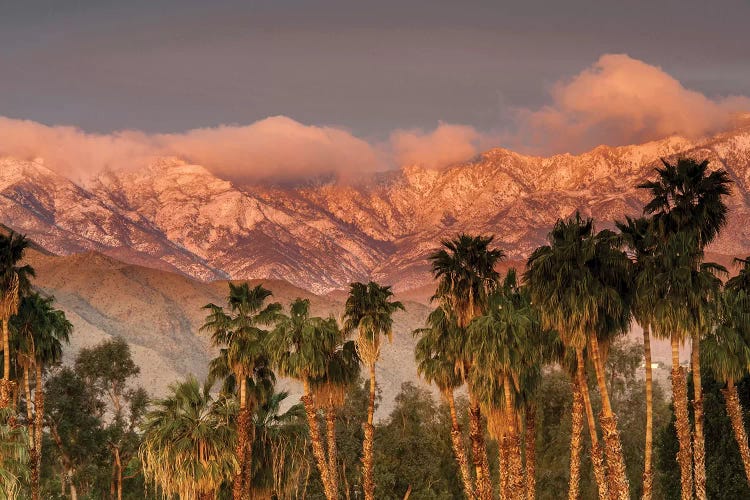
0,231,72,500
411,157,748,500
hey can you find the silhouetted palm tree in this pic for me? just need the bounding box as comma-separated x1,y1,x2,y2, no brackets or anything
343,281,403,500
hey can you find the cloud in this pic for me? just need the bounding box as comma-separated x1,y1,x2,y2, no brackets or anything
389,123,482,169
510,53,750,154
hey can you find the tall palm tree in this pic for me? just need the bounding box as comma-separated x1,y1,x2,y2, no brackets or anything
428,234,503,500
266,297,344,500
703,256,750,485
525,214,632,500
11,293,72,500
617,215,659,499
414,306,474,500
201,282,280,500
140,377,237,500
0,231,34,408
639,157,731,500
343,281,403,500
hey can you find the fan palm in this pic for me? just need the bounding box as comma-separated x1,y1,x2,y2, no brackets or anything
639,157,731,500
343,281,403,500
525,213,632,500
414,306,474,499
201,282,281,500
11,293,71,500
0,231,35,408
266,297,344,500
140,377,237,500
428,234,503,500
617,215,659,499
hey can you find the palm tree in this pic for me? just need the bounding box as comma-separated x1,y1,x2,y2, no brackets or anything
414,306,474,499
140,377,237,500
11,293,72,500
428,234,503,500
266,297,344,500
617,215,659,499
201,282,281,500
525,214,632,500
0,231,35,408
343,281,404,500
0,407,29,500
703,257,750,485
639,157,731,500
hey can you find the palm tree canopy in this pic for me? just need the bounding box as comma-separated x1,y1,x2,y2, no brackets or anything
310,339,360,407
639,157,731,248
11,293,72,365
704,289,750,384
140,376,238,498
726,256,750,293
413,306,464,394
429,233,504,326
524,213,632,349
0,231,35,310
342,281,404,365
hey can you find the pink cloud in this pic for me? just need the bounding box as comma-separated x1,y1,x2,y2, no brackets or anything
390,123,481,169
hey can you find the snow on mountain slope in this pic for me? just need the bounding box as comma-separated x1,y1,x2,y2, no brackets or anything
3,128,750,293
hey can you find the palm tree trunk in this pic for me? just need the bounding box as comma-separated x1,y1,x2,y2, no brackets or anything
363,363,377,500
588,335,630,500
691,331,706,500
723,379,750,485
0,318,14,409
33,362,44,500
525,403,536,500
303,380,337,500
234,377,250,500
504,382,524,499
643,326,654,500
575,348,609,500
446,389,475,500
499,436,509,500
468,392,493,500
568,379,584,500
325,401,339,492
23,365,39,500
671,335,693,500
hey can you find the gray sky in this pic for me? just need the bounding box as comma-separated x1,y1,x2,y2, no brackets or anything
1,0,749,139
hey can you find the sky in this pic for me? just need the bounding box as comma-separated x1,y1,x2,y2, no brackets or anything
1,0,749,182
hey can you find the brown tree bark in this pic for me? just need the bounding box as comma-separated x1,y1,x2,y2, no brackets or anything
468,394,493,500
575,348,609,500
325,402,339,492
363,363,377,500
33,362,44,500
0,319,15,409
588,335,630,500
525,403,536,500
723,379,750,486
671,337,693,500
504,382,524,499
568,380,584,500
303,381,337,500
499,436,509,500
643,326,654,500
447,390,475,500
691,331,706,500
234,377,250,500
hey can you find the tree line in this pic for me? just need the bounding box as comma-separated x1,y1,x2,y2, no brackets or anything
2,157,750,499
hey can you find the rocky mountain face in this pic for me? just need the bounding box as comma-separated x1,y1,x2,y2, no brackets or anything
2,128,750,294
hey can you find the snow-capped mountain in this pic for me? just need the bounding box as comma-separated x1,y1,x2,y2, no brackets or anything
2,128,750,293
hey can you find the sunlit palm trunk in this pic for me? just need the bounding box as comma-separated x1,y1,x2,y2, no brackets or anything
446,389,475,500
33,362,44,500
504,382,524,499
524,403,536,500
643,326,654,500
588,335,630,500
691,331,706,500
568,379,584,500
325,402,339,492
0,318,13,408
234,377,250,500
363,363,377,500
723,379,750,485
671,336,693,500
303,380,337,500
575,348,609,500
468,393,492,500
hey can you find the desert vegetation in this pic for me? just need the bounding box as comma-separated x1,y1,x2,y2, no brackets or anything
3,157,750,499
